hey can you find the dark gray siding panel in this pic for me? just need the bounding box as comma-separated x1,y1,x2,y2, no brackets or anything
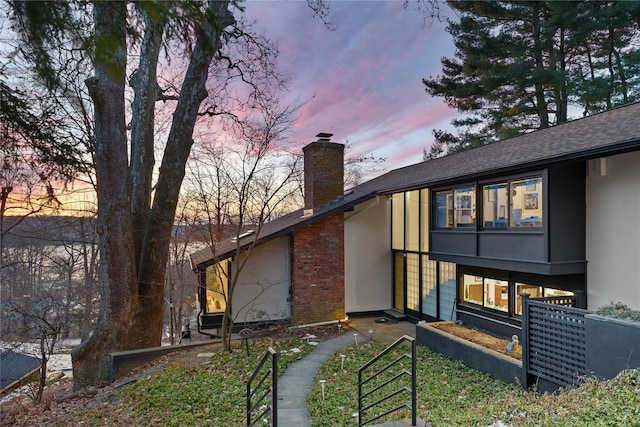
431,231,477,256
548,163,586,263
478,232,546,262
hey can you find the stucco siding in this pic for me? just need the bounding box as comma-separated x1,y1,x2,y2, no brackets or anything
586,151,640,311
345,196,392,313
230,237,291,323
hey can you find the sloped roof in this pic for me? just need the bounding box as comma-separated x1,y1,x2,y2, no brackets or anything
0,350,41,391
190,102,640,269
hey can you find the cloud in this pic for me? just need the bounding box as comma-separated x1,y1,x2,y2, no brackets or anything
243,1,457,175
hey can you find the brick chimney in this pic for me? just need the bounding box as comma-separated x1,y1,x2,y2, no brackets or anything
291,133,346,325
303,133,345,209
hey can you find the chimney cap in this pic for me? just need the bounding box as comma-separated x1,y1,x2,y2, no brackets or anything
315,132,333,142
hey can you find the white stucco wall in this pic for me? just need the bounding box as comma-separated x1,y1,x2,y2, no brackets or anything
345,196,392,313
586,151,640,311
231,237,291,323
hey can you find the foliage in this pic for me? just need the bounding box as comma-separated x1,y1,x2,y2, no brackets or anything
52,338,314,426
594,302,640,323
5,0,309,387
424,1,640,158
308,342,640,426
11,335,639,425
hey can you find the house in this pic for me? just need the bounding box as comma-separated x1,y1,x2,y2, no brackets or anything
190,102,640,337
0,349,41,394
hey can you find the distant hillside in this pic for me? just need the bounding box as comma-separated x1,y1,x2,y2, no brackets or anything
1,216,96,248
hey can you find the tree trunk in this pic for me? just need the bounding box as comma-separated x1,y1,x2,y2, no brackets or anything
71,1,138,389
130,5,165,268
132,1,233,348
531,2,550,129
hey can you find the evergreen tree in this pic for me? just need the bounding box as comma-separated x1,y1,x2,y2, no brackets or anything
424,1,640,158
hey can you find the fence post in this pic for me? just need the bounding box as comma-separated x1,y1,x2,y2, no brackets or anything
272,350,278,427
411,339,417,426
520,293,531,389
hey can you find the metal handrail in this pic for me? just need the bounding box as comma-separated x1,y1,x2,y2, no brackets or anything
247,347,278,427
358,335,416,426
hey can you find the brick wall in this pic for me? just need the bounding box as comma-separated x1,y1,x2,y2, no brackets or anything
291,214,345,324
303,141,344,208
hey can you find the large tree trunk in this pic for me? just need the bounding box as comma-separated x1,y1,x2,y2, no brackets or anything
130,5,165,268
132,1,233,347
71,1,138,389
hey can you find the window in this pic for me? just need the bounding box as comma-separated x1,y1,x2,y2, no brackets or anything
462,274,508,312
392,193,404,249
435,190,453,228
420,189,429,252
436,187,476,229
405,191,420,251
205,262,229,314
514,283,574,315
482,183,508,228
511,178,542,227
482,176,543,229
463,274,574,316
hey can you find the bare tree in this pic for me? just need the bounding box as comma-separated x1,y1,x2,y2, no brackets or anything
186,100,302,350
5,0,332,388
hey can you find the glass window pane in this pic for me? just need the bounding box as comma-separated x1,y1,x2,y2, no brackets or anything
406,191,419,251
394,252,404,310
510,177,543,228
421,255,437,317
484,278,508,312
435,191,453,228
438,262,456,320
420,189,429,252
205,263,228,314
406,253,419,311
462,274,483,305
482,183,508,229
454,187,476,227
392,193,405,249
515,283,543,314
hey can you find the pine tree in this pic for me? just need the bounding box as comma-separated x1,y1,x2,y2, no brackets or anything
424,1,640,158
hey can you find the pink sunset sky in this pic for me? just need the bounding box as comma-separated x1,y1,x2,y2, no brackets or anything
241,1,458,176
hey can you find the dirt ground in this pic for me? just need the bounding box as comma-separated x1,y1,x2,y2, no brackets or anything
431,322,522,360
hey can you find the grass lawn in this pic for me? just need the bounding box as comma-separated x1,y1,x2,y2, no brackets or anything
30,336,638,426
307,341,640,427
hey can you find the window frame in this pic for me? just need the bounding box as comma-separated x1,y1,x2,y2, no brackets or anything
434,184,477,230
480,174,544,231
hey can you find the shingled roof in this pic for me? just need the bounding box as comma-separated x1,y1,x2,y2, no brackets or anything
190,102,640,269
0,350,41,392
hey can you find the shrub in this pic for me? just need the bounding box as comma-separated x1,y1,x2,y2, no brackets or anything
594,301,640,322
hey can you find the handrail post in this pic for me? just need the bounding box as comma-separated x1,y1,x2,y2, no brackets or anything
272,349,278,427
247,347,277,427
246,372,252,426
357,368,363,427
358,335,417,426
411,338,416,426
520,293,531,389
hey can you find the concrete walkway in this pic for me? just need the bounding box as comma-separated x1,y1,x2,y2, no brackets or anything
277,317,416,426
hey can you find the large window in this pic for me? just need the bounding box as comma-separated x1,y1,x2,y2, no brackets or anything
514,283,574,314
462,273,573,316
392,193,404,249
205,262,229,314
435,186,476,229
482,176,543,229
462,274,508,312
405,191,420,251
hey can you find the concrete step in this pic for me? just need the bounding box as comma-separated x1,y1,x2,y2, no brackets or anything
383,309,407,321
